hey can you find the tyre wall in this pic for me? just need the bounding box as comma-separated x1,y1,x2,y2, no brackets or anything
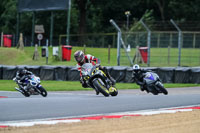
0,65,200,83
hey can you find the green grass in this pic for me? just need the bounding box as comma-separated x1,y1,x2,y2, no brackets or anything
0,80,199,91
121,47,200,67
0,47,200,67
0,47,118,66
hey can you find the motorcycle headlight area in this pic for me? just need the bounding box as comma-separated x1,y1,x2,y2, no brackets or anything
36,78,41,83
30,81,37,86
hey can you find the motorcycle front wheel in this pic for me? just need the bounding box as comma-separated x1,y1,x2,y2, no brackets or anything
93,79,109,97
156,83,168,95
109,87,118,96
38,86,48,97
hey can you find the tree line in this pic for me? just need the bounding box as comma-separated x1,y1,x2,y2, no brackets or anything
0,0,200,40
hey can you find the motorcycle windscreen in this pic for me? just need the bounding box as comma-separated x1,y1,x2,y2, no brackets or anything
144,73,155,80
81,63,94,75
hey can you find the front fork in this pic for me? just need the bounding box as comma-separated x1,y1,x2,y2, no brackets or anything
155,81,163,91
155,81,163,87
35,84,42,92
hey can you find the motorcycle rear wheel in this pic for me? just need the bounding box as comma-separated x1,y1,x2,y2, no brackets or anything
22,89,30,97
152,88,159,95
16,86,30,97
147,86,158,95
93,79,109,97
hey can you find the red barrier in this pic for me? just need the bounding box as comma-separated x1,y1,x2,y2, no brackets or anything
139,47,148,63
62,45,72,61
3,35,12,47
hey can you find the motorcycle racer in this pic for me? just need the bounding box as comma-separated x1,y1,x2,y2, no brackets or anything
132,64,150,91
74,50,116,94
15,69,33,90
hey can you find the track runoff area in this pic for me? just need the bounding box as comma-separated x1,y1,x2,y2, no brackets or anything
0,88,200,128
0,105,199,128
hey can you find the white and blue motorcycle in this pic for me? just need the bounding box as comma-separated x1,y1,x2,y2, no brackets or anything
13,74,47,97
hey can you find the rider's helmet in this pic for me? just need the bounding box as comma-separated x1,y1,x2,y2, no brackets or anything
18,69,27,76
133,64,141,73
74,50,85,64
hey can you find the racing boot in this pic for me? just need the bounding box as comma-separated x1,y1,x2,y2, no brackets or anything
140,86,145,91
23,86,28,91
109,76,116,87
102,67,116,87
23,83,31,92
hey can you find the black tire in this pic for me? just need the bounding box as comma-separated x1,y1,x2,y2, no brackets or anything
22,89,30,97
147,86,158,95
157,83,168,95
110,90,118,96
152,89,159,95
109,87,118,96
93,79,109,97
38,86,48,97
17,85,30,97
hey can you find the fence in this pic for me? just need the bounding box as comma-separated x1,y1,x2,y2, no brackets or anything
59,31,200,67
121,31,200,67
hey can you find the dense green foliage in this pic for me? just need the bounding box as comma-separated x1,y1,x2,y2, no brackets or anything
1,0,200,36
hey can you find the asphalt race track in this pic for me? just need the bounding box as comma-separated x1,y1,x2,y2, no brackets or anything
0,87,200,122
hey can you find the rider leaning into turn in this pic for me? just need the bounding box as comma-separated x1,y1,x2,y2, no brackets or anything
74,50,116,92
15,69,33,90
132,64,151,91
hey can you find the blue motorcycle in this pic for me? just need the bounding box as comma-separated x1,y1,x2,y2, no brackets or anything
143,72,168,95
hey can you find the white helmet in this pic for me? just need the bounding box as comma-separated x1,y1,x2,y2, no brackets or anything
133,64,140,72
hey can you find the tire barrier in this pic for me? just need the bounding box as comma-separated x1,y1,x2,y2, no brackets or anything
157,67,175,83
0,65,200,83
2,66,18,80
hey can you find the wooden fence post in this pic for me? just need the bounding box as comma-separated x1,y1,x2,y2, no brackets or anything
157,33,160,48
168,46,171,65
83,44,86,53
1,32,3,47
108,45,110,64
193,33,196,48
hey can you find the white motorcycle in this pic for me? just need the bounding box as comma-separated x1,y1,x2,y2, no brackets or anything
13,74,47,97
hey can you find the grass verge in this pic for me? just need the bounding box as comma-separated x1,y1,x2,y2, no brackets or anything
0,80,199,91
1,47,200,67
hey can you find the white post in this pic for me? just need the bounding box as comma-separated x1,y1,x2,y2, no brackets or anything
110,19,133,66
170,19,182,66
46,39,49,64
140,19,151,67
110,19,121,66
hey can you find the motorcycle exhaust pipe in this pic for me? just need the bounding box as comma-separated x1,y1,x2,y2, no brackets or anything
15,87,24,93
